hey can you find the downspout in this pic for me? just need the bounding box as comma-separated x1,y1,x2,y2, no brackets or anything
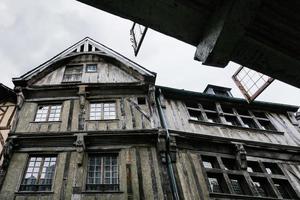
155,88,180,200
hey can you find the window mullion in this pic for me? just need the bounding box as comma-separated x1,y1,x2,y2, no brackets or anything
243,172,257,196
46,106,51,121
198,103,208,121
233,108,246,127
101,157,104,185
101,103,104,120
223,172,234,194
249,111,263,129
36,158,45,190
215,102,226,124
276,164,298,198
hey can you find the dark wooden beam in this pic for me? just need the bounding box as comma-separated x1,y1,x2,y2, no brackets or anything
232,36,300,88
194,0,260,67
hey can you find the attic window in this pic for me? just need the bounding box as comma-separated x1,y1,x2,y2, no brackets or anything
88,44,93,51
63,65,83,82
86,64,97,73
187,101,277,131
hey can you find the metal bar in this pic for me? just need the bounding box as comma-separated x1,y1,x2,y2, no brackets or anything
156,89,180,200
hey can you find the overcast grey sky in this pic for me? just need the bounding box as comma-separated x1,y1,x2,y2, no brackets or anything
0,0,299,106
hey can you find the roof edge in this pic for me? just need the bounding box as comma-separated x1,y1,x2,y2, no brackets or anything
156,85,299,112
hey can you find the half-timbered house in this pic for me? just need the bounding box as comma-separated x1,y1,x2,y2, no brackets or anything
0,84,16,166
0,37,299,200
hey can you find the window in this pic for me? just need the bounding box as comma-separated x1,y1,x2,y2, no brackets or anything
251,177,275,197
20,156,56,191
273,179,298,199
263,163,283,175
137,97,146,105
222,158,237,170
229,177,244,195
89,102,116,120
201,154,298,199
187,101,277,131
35,105,61,122
202,156,219,169
187,101,220,123
207,173,228,193
86,64,97,73
63,65,83,82
247,161,263,173
86,154,119,191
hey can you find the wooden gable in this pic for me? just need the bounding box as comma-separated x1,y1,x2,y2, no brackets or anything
13,37,156,87
33,54,140,86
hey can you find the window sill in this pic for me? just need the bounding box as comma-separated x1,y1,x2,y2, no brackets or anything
30,121,62,123
15,191,54,195
82,190,124,194
85,119,119,122
210,192,281,200
189,119,284,135
61,81,82,83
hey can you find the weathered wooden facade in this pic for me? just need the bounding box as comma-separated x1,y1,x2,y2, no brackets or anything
0,84,16,166
0,37,299,200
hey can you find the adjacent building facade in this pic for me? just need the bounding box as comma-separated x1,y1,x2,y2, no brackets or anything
0,37,299,200
0,84,16,166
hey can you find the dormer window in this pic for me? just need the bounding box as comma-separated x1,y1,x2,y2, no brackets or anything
204,84,233,97
62,65,83,82
86,64,97,73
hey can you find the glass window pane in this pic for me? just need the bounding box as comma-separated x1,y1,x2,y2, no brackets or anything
86,155,119,191
230,178,244,195
20,156,57,192
208,177,222,193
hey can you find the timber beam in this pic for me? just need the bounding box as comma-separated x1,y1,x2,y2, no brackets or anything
194,0,260,66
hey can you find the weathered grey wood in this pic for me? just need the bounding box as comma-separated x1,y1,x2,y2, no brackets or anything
33,56,140,86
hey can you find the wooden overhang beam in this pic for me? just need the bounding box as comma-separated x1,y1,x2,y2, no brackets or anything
77,0,300,88
195,0,300,88
194,0,260,67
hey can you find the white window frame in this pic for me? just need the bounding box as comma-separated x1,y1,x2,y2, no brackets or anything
89,102,116,120
34,104,62,122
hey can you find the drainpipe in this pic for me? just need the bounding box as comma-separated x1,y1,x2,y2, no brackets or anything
155,88,180,200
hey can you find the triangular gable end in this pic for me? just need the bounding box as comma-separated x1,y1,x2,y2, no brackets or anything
13,37,156,86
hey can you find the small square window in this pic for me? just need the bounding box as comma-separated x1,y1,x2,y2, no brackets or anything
242,118,258,129
221,105,234,114
263,163,283,175
247,161,263,173
224,116,241,126
137,97,146,105
201,102,217,112
202,156,219,169
251,177,276,197
259,120,276,131
273,179,297,199
86,64,97,73
207,173,229,193
229,175,250,195
222,158,237,170
236,109,250,116
188,110,203,121
206,112,220,123
208,177,222,193
252,111,268,119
